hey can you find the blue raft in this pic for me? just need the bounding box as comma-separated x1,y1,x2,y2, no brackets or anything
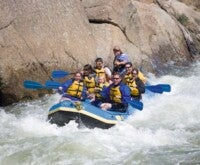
23,80,171,129
48,100,139,129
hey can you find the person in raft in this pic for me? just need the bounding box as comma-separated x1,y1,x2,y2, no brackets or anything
90,76,109,107
99,72,131,112
58,72,87,102
113,46,130,75
93,57,112,84
124,62,146,84
123,63,145,100
82,64,96,95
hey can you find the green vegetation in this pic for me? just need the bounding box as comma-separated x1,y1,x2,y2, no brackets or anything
177,14,189,25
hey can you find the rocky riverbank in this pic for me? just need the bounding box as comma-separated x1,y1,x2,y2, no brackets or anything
0,0,199,106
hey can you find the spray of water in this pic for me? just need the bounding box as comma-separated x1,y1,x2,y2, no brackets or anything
0,63,200,164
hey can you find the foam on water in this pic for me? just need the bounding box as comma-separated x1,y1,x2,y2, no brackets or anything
1,63,200,164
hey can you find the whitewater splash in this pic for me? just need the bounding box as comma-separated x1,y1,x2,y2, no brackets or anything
0,63,200,165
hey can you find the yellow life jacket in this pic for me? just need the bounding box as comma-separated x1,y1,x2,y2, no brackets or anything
66,80,84,98
131,88,139,96
109,85,122,103
138,71,146,84
94,68,106,79
83,76,95,93
95,82,109,99
123,74,139,96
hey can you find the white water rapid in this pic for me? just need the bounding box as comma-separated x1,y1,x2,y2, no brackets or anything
0,62,200,165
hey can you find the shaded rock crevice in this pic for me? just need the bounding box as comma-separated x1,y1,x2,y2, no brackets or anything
89,19,134,45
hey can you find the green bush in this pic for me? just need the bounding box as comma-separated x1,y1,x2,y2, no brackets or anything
177,14,189,25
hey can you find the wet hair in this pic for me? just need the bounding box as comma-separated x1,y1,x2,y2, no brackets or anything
125,62,133,67
113,46,121,51
112,72,122,78
113,46,123,54
72,71,83,81
95,57,103,63
83,64,93,71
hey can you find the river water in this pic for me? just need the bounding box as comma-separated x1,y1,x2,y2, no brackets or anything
0,62,200,165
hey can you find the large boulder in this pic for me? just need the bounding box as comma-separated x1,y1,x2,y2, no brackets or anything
0,0,96,106
177,0,200,11
82,0,193,73
156,0,200,57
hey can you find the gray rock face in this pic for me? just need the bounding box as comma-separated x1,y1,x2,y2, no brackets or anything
0,0,199,105
0,0,96,106
156,0,200,57
83,0,194,71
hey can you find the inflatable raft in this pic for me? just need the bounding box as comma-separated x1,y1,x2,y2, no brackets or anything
48,100,139,129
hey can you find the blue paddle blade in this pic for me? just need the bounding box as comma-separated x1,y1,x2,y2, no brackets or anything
51,70,69,78
45,80,61,89
145,85,163,94
128,100,143,111
156,84,171,92
23,80,45,89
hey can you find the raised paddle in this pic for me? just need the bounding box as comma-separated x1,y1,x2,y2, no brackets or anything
51,70,70,78
23,80,45,89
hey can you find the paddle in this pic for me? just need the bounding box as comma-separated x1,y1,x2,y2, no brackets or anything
51,70,70,78
24,80,143,111
45,80,62,89
145,85,163,94
128,100,143,111
23,80,62,90
145,84,171,93
45,80,144,110
156,84,171,92
23,80,45,89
